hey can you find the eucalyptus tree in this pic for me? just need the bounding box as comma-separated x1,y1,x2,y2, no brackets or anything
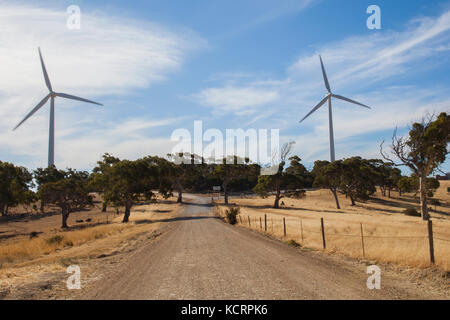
38,169,92,228
253,142,295,209
0,161,34,216
381,112,450,220
312,160,343,209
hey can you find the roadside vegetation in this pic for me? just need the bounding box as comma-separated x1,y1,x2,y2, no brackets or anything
0,111,449,273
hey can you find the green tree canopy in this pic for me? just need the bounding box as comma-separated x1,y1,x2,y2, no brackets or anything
214,155,252,205
102,159,157,223
312,160,343,209
253,142,295,208
382,112,450,220
0,161,34,216
340,157,377,206
38,169,92,228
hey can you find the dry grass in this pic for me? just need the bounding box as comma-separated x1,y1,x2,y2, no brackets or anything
218,181,450,271
0,199,181,297
0,198,181,290
0,223,130,266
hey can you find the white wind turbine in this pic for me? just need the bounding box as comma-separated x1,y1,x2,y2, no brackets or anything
299,55,372,162
13,48,103,167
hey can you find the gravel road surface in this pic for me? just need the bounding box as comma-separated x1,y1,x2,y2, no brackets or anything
80,195,441,300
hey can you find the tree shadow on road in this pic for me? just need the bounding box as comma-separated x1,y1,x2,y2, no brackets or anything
134,215,220,225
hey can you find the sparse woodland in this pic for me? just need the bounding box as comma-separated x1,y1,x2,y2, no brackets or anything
0,112,448,228
0,112,449,279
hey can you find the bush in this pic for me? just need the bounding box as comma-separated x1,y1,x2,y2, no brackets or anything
286,240,301,248
29,231,39,239
225,207,240,225
403,208,420,217
447,187,450,193
46,235,64,245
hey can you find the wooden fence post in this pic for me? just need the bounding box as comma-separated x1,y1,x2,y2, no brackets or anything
248,216,251,227
300,219,304,243
360,223,365,258
239,215,242,225
320,217,326,250
264,214,267,232
283,218,286,237
260,217,262,230
427,220,435,265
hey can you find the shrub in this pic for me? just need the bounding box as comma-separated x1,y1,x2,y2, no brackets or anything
64,241,74,247
403,208,420,217
447,187,450,193
46,235,64,245
29,231,39,239
225,207,240,225
286,240,301,248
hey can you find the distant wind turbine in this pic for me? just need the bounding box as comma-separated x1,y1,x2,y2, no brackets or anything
13,48,103,167
299,55,372,162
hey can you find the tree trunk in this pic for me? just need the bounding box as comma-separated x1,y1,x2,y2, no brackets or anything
61,208,69,229
388,188,391,198
350,195,356,206
331,188,341,209
419,174,429,221
102,201,107,212
177,190,183,203
40,200,45,213
273,189,281,209
3,204,8,216
122,201,132,223
223,184,229,205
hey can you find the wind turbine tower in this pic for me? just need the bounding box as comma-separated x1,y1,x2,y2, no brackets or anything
300,55,372,162
13,48,103,167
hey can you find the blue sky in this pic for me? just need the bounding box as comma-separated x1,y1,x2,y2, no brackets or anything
0,0,449,174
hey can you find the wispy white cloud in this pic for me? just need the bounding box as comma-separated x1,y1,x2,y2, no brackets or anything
0,3,205,95
241,0,316,31
0,2,205,169
195,9,450,165
194,86,279,115
216,0,317,39
289,10,450,89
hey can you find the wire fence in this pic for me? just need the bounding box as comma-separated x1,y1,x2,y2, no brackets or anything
236,213,450,269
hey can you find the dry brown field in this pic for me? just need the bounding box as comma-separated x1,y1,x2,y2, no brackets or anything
217,181,450,271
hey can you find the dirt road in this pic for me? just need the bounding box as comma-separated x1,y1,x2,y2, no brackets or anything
79,195,444,300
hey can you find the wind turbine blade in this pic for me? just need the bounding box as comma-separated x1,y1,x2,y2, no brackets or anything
38,48,52,92
55,92,103,106
13,94,51,130
332,94,372,109
319,55,331,93
299,96,329,123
